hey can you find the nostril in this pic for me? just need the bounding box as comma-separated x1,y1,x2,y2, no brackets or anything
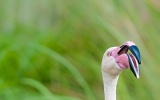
118,45,129,55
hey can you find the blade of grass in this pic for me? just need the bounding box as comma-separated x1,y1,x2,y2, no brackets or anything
22,78,80,100
27,43,96,100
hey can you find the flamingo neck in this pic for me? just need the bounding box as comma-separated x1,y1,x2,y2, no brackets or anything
102,72,119,100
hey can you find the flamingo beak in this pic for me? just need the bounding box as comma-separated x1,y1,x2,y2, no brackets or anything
118,44,141,78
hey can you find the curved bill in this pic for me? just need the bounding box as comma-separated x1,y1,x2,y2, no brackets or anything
118,44,141,78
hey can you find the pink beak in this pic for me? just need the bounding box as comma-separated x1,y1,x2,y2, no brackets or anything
111,41,141,78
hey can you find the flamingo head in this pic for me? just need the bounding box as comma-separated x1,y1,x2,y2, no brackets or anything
102,41,141,78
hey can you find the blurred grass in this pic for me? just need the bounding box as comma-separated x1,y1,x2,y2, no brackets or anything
0,0,160,100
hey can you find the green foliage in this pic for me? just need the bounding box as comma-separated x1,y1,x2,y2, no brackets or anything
0,0,160,100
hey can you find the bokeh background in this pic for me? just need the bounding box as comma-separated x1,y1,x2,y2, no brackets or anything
0,0,160,100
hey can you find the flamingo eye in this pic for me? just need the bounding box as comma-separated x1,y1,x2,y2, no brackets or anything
107,52,110,57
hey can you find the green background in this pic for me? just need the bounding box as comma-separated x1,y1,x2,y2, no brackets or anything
0,0,160,100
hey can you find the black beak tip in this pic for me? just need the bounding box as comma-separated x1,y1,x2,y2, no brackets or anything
129,45,141,64
127,54,140,79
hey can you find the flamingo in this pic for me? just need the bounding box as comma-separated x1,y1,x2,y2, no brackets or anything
101,41,141,100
